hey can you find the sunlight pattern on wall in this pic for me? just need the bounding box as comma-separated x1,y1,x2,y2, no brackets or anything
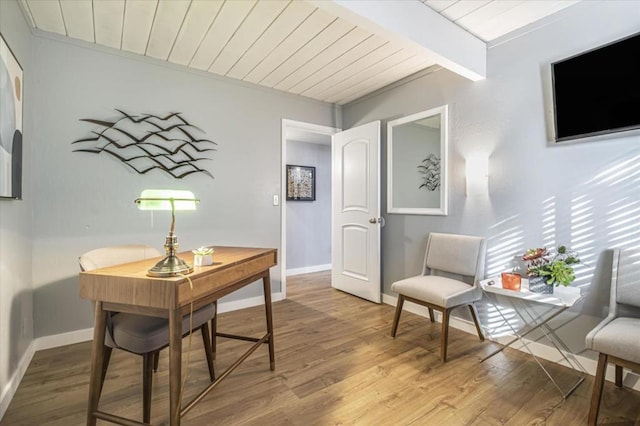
485,215,524,277
570,194,595,288
541,196,556,248
480,216,525,336
481,149,640,343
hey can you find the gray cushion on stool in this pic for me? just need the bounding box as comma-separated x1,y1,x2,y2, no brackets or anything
106,303,216,354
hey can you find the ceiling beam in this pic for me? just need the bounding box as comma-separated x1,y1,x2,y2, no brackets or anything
311,0,486,81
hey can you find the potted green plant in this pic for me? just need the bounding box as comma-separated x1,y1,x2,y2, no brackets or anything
521,245,580,294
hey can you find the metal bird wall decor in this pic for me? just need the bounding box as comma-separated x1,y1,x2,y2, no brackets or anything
72,109,216,179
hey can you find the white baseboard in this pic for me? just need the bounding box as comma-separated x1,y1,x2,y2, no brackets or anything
2,328,104,419
286,264,331,276
0,341,36,421
382,293,640,391
35,327,95,351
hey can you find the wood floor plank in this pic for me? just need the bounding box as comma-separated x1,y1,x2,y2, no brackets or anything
2,270,639,425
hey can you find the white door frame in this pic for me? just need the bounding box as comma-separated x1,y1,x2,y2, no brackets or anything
280,119,340,298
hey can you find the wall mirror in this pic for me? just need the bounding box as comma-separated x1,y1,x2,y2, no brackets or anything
387,105,448,215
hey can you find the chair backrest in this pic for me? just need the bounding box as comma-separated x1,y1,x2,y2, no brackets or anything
611,248,640,311
79,245,162,272
422,232,486,284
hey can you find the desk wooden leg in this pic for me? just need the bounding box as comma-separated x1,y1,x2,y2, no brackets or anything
169,308,182,426
263,271,275,370
211,301,217,360
87,302,108,426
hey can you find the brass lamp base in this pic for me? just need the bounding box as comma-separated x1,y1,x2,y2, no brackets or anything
147,255,193,277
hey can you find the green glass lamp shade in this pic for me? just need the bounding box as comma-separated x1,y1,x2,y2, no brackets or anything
135,189,198,211
134,189,199,277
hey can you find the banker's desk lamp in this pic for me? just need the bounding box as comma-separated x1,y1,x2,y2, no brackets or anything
135,189,199,277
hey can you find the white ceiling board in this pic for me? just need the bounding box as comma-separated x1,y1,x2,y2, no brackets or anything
422,0,581,43
320,48,415,103
333,56,432,105
455,1,522,29
272,25,369,91
59,0,94,42
226,0,317,80
424,0,457,12
93,0,124,50
167,0,223,66
243,8,336,85
264,17,354,89
21,0,584,105
146,0,191,60
188,0,257,71
209,0,289,76
313,0,487,81
121,1,157,55
290,34,386,95
24,0,65,34
435,0,492,21
473,1,581,42
302,41,399,99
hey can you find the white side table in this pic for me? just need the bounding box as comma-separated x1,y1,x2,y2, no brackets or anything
480,276,587,398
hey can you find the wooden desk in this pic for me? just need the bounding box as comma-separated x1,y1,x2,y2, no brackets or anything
79,246,278,425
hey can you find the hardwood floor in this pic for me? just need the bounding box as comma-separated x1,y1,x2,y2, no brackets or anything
2,271,639,425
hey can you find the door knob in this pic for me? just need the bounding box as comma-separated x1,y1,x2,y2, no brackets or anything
369,218,378,224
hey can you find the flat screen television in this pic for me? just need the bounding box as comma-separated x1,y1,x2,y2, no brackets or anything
551,32,640,142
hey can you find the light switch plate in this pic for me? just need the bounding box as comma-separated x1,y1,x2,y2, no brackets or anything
273,195,279,206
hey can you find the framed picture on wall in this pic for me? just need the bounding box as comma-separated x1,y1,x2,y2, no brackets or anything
286,165,315,201
0,33,23,199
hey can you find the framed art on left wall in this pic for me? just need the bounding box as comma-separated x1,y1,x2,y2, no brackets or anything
0,33,23,199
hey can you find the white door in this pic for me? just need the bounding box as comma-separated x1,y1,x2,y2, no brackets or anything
332,121,381,303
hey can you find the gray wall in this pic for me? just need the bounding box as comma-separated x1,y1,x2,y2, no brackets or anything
0,0,33,406
286,141,331,271
28,33,338,337
343,1,640,352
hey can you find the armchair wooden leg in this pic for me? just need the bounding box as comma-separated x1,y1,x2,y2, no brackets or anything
152,351,159,372
428,308,435,323
615,365,623,387
200,323,216,381
142,353,154,424
588,353,608,426
468,304,484,341
391,295,405,338
440,309,451,362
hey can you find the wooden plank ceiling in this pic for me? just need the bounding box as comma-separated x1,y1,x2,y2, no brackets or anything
20,0,580,105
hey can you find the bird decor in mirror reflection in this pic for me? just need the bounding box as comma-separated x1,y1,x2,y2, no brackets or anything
72,109,217,179
418,153,441,191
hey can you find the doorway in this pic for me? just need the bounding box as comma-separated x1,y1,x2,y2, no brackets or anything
281,119,339,297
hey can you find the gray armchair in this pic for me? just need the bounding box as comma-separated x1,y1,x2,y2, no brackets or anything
390,232,487,362
585,248,640,425
79,244,216,424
